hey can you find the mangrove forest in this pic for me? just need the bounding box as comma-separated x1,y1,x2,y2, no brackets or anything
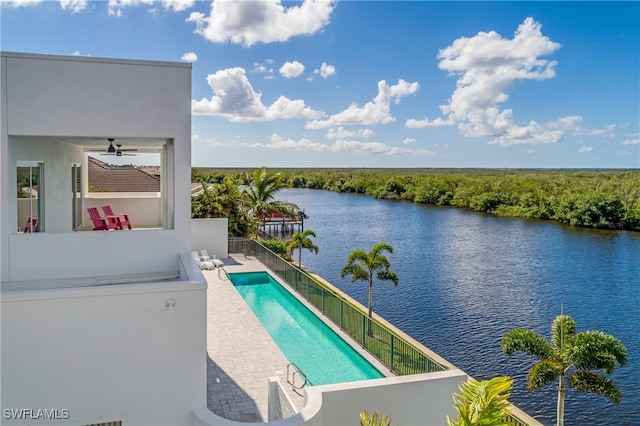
192,168,640,233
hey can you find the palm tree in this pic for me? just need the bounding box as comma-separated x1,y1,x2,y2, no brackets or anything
447,376,514,426
340,242,399,334
242,167,298,219
286,229,319,268
501,313,627,426
360,410,392,426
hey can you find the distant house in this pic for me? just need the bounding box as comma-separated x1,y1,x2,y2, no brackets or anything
88,156,160,192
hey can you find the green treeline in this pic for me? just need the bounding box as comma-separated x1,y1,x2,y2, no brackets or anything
192,168,640,232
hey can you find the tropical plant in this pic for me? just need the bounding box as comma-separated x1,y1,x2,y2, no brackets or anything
340,242,399,334
191,178,255,237
286,229,319,268
360,409,392,426
242,167,298,219
447,376,514,426
501,313,627,426
259,239,290,259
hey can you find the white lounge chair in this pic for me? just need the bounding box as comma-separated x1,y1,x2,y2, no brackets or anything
199,249,224,268
192,251,215,270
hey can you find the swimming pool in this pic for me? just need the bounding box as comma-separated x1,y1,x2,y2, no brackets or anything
229,271,384,386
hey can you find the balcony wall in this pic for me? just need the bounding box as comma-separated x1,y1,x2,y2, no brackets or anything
1,253,207,426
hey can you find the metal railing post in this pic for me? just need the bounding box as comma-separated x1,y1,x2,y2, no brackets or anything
390,334,395,373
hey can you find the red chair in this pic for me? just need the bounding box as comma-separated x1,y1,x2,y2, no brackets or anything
24,216,38,233
102,205,132,230
87,207,117,231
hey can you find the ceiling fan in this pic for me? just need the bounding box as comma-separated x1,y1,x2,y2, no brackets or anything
100,138,137,157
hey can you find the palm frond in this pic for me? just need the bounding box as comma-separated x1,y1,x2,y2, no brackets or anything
371,241,394,256
551,314,576,352
360,410,392,426
569,371,622,404
448,376,514,426
528,359,561,392
377,268,399,286
501,329,554,359
340,263,369,282
567,331,628,373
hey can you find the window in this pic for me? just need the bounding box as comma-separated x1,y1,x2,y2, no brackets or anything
72,163,82,230
16,161,44,233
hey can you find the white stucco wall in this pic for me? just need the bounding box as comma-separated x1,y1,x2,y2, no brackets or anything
191,370,467,426
191,218,229,259
303,370,465,426
1,52,192,283
0,278,207,426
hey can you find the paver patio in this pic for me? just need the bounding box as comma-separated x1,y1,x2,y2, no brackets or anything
202,254,305,422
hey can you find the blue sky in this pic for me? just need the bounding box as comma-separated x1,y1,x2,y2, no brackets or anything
2,1,638,168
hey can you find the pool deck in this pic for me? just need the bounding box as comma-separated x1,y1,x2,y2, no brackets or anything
202,253,393,423
202,254,306,422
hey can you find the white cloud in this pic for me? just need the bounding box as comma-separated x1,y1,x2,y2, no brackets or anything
245,134,435,156
2,0,41,7
252,60,274,79
2,0,87,11
60,0,87,12
577,146,594,153
403,138,416,145
314,62,336,79
325,127,374,139
192,67,322,121
279,61,305,78
187,0,336,47
181,52,198,62
71,50,91,56
161,0,194,11
405,117,454,128
306,79,419,129
412,17,572,147
108,0,194,16
573,123,616,138
622,138,640,145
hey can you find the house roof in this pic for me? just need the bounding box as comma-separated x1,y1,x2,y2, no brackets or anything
88,156,160,192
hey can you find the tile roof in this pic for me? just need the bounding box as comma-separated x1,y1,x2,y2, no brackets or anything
88,156,160,192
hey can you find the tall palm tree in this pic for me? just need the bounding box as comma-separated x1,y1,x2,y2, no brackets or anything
286,229,319,268
340,242,399,333
501,314,627,426
242,167,298,219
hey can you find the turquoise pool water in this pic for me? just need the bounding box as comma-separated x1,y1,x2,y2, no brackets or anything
229,271,384,385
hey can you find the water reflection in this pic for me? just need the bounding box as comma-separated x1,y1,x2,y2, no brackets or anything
277,188,639,425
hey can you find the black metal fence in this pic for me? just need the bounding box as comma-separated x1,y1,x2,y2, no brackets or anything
229,238,532,426
229,238,446,375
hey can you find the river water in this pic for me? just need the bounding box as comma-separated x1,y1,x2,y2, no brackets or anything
275,188,639,426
